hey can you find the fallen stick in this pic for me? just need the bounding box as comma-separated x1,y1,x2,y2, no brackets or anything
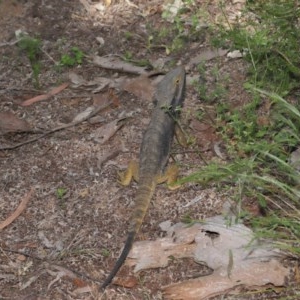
0,102,112,151
0,188,34,230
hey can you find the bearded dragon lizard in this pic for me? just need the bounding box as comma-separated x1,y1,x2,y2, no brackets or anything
101,66,186,289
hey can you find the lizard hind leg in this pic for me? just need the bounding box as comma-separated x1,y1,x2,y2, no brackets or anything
157,164,180,190
118,160,139,186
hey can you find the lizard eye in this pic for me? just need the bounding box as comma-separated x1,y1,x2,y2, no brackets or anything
175,77,180,85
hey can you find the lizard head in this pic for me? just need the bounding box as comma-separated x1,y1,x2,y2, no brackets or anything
170,66,186,109
155,66,186,117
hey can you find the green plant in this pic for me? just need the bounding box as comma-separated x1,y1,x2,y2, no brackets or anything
56,187,67,199
123,51,133,61
183,83,300,254
194,63,228,103
199,2,300,255
214,0,300,95
18,36,42,88
124,31,133,40
181,214,204,227
101,248,110,257
60,47,84,67
122,51,152,68
144,1,209,55
185,1,300,254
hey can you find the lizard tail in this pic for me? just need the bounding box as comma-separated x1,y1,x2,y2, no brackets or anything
101,180,156,289
101,231,135,289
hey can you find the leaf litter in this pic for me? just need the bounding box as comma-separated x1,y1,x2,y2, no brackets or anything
0,1,298,299
0,101,112,150
124,215,290,299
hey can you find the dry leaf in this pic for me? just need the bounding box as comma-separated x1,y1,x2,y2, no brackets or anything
92,55,148,75
0,112,31,134
92,77,126,93
113,275,138,288
78,0,98,15
93,92,110,107
93,89,120,108
0,188,34,230
72,106,95,123
190,48,228,65
190,119,218,150
109,88,121,108
212,141,227,160
72,103,114,124
73,285,94,294
72,277,88,288
162,0,184,23
289,147,300,172
295,263,300,283
79,188,89,198
20,272,46,290
227,49,244,58
68,72,86,87
16,255,26,261
97,148,123,168
69,71,114,92
122,75,154,102
69,72,111,89
256,116,270,126
21,83,68,106
91,118,126,144
47,264,85,290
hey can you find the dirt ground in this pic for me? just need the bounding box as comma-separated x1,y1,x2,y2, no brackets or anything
0,1,298,299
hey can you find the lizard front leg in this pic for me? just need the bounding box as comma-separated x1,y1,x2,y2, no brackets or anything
175,123,189,147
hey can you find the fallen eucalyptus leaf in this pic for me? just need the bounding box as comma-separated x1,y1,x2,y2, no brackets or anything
91,118,126,144
0,112,31,134
92,55,148,75
122,75,154,102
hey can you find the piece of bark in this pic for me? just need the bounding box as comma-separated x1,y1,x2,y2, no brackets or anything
125,216,289,300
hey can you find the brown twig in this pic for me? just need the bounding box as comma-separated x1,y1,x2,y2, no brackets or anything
0,102,112,151
0,188,34,230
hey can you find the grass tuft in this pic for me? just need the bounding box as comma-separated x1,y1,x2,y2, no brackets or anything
185,0,300,255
